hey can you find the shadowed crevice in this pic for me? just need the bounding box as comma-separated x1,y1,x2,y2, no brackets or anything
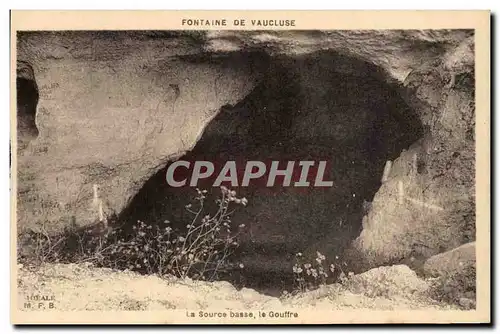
17,61,39,150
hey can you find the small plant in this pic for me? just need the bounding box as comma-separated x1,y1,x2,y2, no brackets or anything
292,251,329,292
292,251,350,293
103,186,247,280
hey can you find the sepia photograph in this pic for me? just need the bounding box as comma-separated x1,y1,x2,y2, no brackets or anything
10,10,490,324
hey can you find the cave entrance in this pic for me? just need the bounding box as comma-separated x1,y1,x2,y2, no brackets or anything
121,51,423,295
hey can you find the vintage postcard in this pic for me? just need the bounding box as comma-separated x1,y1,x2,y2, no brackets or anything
10,10,490,324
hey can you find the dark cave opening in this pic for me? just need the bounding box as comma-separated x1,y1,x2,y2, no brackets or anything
119,51,424,295
16,61,39,150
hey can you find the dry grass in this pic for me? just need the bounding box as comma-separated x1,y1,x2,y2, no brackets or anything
18,187,249,282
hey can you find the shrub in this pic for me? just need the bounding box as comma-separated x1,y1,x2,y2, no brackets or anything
19,186,249,282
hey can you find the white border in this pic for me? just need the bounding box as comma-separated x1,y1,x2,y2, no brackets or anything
2,1,497,332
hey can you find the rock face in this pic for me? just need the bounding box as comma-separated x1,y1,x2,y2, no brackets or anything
350,35,475,269
16,30,475,283
16,32,262,233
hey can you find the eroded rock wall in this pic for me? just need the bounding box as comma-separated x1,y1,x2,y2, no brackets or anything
16,32,262,233
16,30,475,279
350,36,475,269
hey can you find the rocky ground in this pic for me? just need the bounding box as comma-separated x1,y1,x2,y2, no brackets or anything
17,263,459,312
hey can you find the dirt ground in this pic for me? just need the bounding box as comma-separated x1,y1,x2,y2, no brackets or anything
16,262,458,312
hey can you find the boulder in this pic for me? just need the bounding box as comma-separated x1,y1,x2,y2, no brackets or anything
423,242,476,307
423,241,476,278
348,264,430,299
